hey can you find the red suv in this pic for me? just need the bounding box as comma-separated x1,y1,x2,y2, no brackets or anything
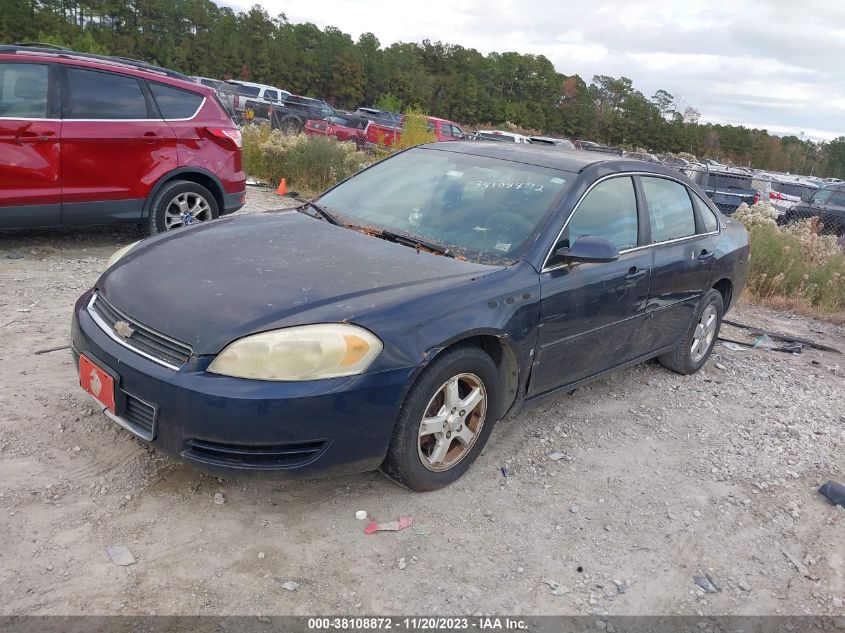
0,46,245,233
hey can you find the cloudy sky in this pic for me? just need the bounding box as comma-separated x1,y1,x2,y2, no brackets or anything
228,0,844,140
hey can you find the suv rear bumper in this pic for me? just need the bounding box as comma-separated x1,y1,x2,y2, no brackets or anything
222,190,246,215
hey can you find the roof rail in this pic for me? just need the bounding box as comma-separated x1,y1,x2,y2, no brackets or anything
0,44,191,81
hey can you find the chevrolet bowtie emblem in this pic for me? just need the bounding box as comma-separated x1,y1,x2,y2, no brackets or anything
114,320,135,339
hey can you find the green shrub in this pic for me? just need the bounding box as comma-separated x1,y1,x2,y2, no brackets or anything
396,106,436,150
374,93,402,113
735,203,845,315
241,126,371,196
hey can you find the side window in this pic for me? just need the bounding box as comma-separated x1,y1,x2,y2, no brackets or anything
692,192,719,233
564,177,639,251
264,89,278,102
828,192,845,207
0,63,49,118
66,68,148,119
451,124,464,137
149,83,203,119
641,177,696,242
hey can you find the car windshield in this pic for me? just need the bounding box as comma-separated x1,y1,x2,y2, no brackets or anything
315,147,571,264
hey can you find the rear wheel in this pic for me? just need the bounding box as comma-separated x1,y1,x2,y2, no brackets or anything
381,346,502,491
148,180,219,235
658,289,723,375
281,117,303,135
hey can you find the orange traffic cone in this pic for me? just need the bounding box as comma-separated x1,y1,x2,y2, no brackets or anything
276,178,287,196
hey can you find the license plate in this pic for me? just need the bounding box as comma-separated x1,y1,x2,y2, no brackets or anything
79,354,116,413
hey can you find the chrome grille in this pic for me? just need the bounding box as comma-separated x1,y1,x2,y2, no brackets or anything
87,293,192,370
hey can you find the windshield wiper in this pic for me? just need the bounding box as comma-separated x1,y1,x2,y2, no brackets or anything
298,201,345,227
378,230,454,258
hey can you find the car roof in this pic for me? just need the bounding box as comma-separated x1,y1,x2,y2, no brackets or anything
419,141,687,175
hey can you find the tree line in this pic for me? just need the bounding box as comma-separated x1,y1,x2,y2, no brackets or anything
2,0,844,178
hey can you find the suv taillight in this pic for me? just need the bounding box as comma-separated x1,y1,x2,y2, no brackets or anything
769,192,786,201
207,127,242,148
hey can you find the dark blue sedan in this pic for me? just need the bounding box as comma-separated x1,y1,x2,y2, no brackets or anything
72,143,750,491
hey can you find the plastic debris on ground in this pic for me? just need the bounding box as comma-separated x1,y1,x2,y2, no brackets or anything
720,341,747,352
541,579,570,596
281,580,300,591
364,516,413,534
547,450,565,461
772,342,804,354
693,573,721,593
818,480,845,508
753,334,776,349
106,545,136,567
355,510,368,521
501,466,509,477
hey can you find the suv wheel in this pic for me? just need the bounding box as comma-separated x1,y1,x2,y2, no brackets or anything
148,180,219,235
281,117,303,135
380,345,503,491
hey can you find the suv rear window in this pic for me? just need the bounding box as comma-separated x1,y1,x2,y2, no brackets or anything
236,84,260,97
773,182,816,200
0,62,49,118
66,68,148,119
149,82,203,119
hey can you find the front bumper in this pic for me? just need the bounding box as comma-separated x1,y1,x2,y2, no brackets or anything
71,291,414,479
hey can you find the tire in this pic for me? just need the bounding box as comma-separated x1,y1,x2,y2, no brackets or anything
658,289,724,375
381,345,503,491
281,117,303,135
147,180,219,235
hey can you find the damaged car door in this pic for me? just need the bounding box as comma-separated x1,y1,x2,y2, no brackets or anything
529,175,651,396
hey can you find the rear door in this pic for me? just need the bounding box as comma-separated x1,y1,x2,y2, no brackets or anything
60,65,177,225
636,176,718,354
529,176,651,396
0,61,62,227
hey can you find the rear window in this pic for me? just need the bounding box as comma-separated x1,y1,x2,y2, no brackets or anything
236,84,260,97
707,173,753,190
149,83,203,119
478,132,515,142
66,68,148,119
773,182,817,200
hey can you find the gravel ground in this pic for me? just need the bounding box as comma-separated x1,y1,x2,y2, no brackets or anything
0,186,843,616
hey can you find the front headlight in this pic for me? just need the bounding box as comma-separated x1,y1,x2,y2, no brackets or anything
105,241,140,270
207,324,383,381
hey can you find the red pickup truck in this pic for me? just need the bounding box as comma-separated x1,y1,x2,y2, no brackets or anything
366,116,465,147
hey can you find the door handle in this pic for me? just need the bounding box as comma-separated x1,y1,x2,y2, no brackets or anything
698,249,715,262
625,267,648,281
141,133,166,142
15,135,52,144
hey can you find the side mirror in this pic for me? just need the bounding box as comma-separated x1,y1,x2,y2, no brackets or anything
555,236,620,264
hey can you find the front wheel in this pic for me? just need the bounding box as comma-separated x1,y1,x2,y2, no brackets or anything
148,180,219,235
381,346,503,491
658,289,724,375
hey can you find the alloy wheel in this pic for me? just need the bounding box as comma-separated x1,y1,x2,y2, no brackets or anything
418,373,487,472
164,192,212,230
691,304,718,363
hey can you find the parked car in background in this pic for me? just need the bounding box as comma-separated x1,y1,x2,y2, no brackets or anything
660,155,693,169
474,130,530,143
190,75,224,91
219,80,289,117
528,136,576,149
685,167,756,214
752,175,818,216
779,183,845,235
354,107,403,129
304,114,370,147
626,151,661,163
246,94,335,134
574,140,600,150
73,142,749,491
0,45,245,233
366,116,464,146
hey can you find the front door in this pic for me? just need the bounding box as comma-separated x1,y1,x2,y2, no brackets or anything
59,65,177,224
0,61,61,227
529,176,650,396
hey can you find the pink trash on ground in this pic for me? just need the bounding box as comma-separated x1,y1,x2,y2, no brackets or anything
364,516,414,534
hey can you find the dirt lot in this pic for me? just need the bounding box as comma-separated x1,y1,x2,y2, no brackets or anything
1,186,843,616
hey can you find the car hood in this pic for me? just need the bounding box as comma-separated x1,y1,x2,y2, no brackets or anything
98,212,498,354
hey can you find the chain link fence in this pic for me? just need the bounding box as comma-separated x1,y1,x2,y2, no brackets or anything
677,165,845,237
